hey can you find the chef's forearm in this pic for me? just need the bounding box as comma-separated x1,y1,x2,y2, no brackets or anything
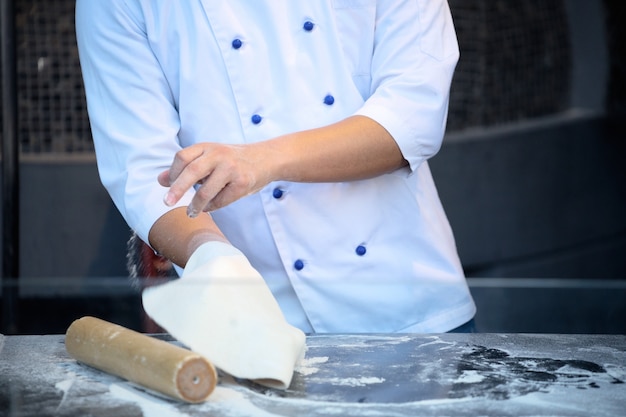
148,207,229,268
150,114,405,257
261,115,408,183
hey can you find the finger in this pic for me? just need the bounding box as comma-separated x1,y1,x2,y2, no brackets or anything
165,157,215,207
186,168,233,217
203,182,249,212
167,147,204,182
158,169,172,187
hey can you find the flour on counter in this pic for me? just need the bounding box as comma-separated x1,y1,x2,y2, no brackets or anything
416,336,456,350
55,379,74,399
109,383,191,417
200,386,283,416
605,363,626,381
110,382,284,417
328,335,413,349
5,333,625,417
453,370,485,384
54,378,74,412
325,376,386,387
295,356,329,376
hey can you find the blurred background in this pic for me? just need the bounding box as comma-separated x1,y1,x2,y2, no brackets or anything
1,0,625,335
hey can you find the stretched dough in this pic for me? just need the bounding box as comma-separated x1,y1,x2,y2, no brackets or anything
142,242,306,389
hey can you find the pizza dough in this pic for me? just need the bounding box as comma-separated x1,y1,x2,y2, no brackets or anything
142,241,306,389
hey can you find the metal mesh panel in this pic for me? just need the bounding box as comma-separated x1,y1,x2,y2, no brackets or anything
603,0,626,117
15,0,92,155
447,0,572,131
7,0,574,156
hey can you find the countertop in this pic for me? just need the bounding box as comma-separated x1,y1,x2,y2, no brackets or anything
1,332,625,416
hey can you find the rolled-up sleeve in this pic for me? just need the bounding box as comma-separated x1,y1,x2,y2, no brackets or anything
354,0,459,172
76,0,192,243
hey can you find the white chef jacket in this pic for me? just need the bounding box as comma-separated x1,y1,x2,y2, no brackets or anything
76,0,476,333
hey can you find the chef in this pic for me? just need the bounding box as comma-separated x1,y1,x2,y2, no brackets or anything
75,0,476,334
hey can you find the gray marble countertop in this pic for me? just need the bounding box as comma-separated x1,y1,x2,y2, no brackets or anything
1,332,625,416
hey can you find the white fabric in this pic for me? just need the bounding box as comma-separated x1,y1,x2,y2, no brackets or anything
142,241,306,389
76,0,476,333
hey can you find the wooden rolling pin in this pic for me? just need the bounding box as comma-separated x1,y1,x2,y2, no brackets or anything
65,316,217,403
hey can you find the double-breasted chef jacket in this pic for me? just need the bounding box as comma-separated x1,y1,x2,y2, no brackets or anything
76,0,476,333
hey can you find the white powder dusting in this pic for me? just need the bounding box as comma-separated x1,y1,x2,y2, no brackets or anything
54,378,74,412
416,336,455,349
325,376,386,387
55,378,74,395
200,386,283,416
605,363,626,381
238,381,473,416
453,370,485,384
295,356,329,376
329,335,413,349
44,334,622,416
109,383,191,417
109,383,283,417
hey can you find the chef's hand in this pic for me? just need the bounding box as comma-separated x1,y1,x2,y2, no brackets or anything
159,142,271,217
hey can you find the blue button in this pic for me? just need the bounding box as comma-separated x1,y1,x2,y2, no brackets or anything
294,259,304,270
232,38,243,49
251,114,262,124
303,21,315,31
356,245,367,256
324,94,335,105
272,188,283,199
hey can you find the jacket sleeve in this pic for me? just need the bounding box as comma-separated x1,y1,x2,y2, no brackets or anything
75,0,193,243
354,0,459,172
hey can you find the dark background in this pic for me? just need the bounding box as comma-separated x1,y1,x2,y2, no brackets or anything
1,0,625,334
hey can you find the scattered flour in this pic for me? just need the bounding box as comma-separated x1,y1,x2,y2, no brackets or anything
200,386,283,416
328,335,413,349
109,383,191,417
453,370,485,384
416,336,456,349
110,383,283,417
55,378,74,396
55,379,73,390
604,363,626,381
54,378,74,412
325,377,386,387
107,330,121,340
295,356,329,376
